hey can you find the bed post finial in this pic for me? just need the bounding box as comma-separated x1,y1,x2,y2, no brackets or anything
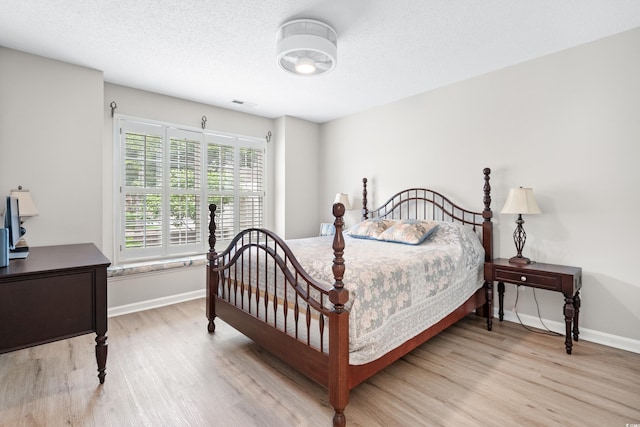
207,204,218,333
208,204,217,254
481,168,494,331
362,177,369,220
482,168,492,221
331,203,347,299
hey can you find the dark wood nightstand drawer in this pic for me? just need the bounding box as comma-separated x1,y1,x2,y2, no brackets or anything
494,268,561,291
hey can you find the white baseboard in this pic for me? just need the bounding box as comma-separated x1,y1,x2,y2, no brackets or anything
108,289,206,318
496,308,640,355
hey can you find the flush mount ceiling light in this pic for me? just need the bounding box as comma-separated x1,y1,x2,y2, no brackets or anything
276,19,337,76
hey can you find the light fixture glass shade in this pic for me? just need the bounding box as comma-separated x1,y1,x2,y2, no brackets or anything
333,193,351,210
500,187,541,215
10,186,39,217
295,57,317,74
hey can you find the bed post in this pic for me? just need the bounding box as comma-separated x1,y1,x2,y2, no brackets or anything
328,202,350,427
481,168,494,331
207,204,218,333
361,177,369,220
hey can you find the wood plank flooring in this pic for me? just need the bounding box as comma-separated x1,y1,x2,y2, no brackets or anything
1,298,639,426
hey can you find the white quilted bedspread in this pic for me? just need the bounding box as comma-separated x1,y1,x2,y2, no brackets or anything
285,221,485,365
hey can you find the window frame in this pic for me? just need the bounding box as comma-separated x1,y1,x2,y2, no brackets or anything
113,115,266,265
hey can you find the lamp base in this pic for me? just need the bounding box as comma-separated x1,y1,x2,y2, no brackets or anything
508,255,534,265
15,237,30,251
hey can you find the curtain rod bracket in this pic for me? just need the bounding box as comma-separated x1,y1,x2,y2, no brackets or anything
266,130,272,143
110,101,117,117
201,115,207,129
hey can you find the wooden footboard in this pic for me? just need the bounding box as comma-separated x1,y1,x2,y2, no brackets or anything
207,203,351,425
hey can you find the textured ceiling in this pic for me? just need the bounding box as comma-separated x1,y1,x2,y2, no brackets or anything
1,1,640,123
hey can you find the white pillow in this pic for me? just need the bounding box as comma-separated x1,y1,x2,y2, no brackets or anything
377,219,439,245
347,218,397,239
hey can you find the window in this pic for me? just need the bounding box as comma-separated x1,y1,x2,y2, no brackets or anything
116,117,265,263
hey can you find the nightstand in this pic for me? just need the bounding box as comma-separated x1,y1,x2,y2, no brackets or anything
489,258,582,354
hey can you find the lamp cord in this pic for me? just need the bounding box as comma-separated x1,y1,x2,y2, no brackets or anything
514,286,562,336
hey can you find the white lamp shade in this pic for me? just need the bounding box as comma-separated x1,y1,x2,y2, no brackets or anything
10,187,39,217
333,193,351,210
500,187,541,215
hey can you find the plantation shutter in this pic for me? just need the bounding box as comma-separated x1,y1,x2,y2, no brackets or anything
121,121,164,258
238,142,265,231
206,135,236,242
167,128,202,253
116,117,266,263
206,134,265,242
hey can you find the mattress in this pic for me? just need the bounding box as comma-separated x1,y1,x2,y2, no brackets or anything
287,221,485,364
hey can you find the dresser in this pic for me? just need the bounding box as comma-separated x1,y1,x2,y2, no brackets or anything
0,243,111,383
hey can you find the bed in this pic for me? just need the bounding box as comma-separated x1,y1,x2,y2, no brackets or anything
206,168,494,426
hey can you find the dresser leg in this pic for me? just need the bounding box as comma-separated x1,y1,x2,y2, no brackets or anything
95,334,108,384
563,296,574,354
573,291,581,342
498,281,505,321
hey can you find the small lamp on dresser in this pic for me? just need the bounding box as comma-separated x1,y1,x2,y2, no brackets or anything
500,187,541,265
9,186,39,249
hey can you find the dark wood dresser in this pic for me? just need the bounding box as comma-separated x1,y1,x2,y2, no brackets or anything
0,243,111,383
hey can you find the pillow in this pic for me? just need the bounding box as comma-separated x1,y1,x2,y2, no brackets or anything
347,218,396,239
377,219,439,245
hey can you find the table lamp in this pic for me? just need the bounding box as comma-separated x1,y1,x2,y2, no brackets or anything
333,193,351,210
500,187,541,265
9,186,39,249
333,192,352,229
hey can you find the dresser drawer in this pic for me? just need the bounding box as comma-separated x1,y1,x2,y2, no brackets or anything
494,268,561,292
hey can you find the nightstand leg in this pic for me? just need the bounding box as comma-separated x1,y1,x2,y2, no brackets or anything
563,296,575,354
573,291,581,342
497,281,505,321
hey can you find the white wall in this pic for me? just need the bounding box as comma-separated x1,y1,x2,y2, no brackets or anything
273,117,286,236
0,47,104,248
320,27,640,348
272,116,321,239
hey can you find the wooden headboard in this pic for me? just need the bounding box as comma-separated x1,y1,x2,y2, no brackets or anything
360,168,493,262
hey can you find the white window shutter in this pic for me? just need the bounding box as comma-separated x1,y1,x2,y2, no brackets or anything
116,118,266,263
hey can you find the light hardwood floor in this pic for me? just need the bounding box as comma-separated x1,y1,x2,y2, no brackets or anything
1,298,638,426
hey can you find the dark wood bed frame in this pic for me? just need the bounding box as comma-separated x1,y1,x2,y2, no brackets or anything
206,168,493,426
